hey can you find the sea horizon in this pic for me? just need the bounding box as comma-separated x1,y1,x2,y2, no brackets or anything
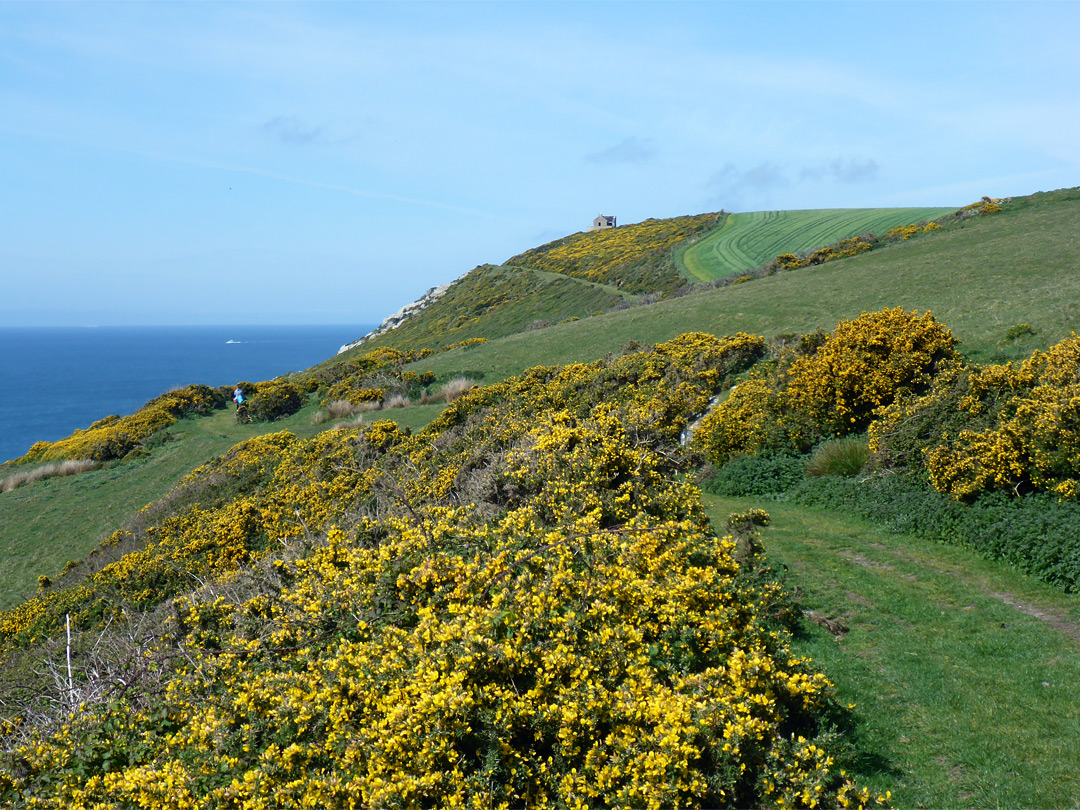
0,324,374,464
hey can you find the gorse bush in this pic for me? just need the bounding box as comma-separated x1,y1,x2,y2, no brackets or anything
0,333,885,809
776,234,875,271
695,308,959,464
692,313,1080,594
17,384,227,464
239,379,305,422
317,350,437,407
783,307,959,442
873,332,1080,500
694,377,790,463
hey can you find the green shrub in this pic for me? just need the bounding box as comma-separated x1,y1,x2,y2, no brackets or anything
1004,322,1036,342
805,436,870,478
701,451,805,496
788,473,1080,592
241,380,304,422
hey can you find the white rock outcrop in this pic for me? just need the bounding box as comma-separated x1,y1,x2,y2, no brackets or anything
337,281,455,355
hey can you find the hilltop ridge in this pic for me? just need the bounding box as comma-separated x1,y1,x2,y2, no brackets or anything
340,189,1080,369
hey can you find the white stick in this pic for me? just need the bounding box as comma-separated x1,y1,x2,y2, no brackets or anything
66,613,74,709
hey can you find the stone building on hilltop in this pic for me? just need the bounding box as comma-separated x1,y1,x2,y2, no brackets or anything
590,214,617,231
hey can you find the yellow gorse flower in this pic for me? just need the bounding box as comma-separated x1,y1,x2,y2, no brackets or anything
1,333,884,809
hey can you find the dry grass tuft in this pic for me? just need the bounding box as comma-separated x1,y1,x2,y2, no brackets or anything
313,400,378,425
440,377,476,403
1,460,99,493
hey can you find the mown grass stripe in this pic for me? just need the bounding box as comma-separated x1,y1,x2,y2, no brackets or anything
679,207,957,281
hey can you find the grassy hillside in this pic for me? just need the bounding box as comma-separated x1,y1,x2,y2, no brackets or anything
503,211,724,294
349,264,628,355
339,213,725,359
677,207,956,282
3,186,1080,808
403,187,1080,385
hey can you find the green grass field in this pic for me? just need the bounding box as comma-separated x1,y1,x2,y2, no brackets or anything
677,207,958,282
406,190,1080,382
704,493,1080,809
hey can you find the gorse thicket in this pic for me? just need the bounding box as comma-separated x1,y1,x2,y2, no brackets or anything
694,306,1080,507
872,332,1080,500
694,308,961,462
0,334,888,809
16,385,228,464
508,213,723,295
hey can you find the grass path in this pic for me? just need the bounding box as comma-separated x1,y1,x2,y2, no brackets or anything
702,494,1080,809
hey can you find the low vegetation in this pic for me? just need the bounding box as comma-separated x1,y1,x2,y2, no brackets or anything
0,460,99,493
803,437,869,478
508,212,724,295
3,187,1080,807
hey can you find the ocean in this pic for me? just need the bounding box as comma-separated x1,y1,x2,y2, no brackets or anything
0,325,373,464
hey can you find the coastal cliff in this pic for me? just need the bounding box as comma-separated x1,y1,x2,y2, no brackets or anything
338,280,456,354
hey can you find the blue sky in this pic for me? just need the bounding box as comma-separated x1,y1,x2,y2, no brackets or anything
2,1,1077,326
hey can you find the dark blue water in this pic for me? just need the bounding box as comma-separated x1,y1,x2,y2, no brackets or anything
0,325,373,463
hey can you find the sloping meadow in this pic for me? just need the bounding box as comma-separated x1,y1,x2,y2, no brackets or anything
0,333,887,809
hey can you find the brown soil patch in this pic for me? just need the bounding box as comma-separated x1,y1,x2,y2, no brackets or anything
837,550,895,572
845,590,874,608
989,592,1080,644
803,609,849,638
